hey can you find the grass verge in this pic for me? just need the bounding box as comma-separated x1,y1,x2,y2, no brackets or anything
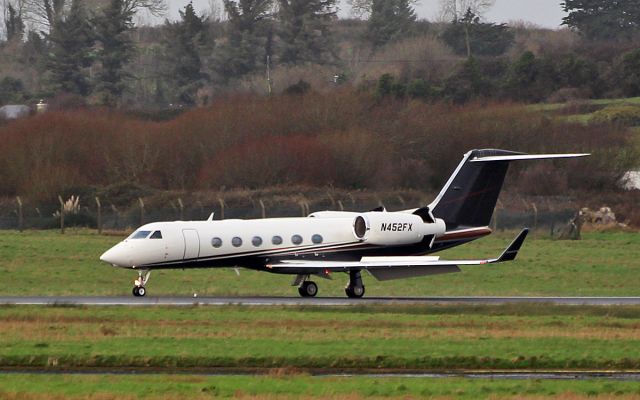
0,229,639,297
2,373,640,399
1,304,640,372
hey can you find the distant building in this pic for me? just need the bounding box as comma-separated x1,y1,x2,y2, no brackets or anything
0,104,30,120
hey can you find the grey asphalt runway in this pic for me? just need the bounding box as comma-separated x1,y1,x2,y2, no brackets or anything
1,296,639,306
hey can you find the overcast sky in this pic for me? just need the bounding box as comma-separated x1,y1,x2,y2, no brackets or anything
155,0,567,29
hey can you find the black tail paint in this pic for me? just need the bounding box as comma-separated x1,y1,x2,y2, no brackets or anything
430,149,523,230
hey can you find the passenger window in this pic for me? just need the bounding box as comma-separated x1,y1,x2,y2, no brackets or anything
232,237,242,247
292,234,303,245
150,231,162,239
312,234,323,244
130,230,151,239
252,236,263,247
211,237,222,248
272,236,283,245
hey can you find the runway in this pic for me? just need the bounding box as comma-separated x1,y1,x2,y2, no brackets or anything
1,296,640,306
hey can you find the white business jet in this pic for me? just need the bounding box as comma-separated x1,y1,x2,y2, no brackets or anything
100,149,588,298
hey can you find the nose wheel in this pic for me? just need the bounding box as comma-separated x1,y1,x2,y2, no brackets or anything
132,270,150,297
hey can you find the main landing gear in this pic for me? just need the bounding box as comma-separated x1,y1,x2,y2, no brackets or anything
345,270,365,299
293,271,366,298
132,270,150,297
298,280,318,297
293,275,319,297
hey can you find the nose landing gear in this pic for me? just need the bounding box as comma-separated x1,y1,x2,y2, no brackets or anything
132,270,150,297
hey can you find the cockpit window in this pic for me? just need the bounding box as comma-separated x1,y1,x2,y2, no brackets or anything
130,230,151,239
150,231,163,239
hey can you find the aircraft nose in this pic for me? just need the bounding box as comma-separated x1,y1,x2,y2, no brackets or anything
100,244,131,267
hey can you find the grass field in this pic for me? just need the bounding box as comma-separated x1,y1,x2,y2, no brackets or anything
3,373,640,399
1,304,640,371
0,229,638,297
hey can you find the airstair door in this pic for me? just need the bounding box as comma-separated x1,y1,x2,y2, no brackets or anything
182,229,200,260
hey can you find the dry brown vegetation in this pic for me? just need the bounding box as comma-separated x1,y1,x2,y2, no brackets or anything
0,90,636,211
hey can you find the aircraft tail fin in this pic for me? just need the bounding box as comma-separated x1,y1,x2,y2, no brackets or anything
429,149,589,230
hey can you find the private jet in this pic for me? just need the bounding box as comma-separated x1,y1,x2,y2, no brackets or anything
100,149,588,298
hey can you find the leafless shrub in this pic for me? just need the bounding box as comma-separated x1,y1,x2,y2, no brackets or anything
352,34,460,85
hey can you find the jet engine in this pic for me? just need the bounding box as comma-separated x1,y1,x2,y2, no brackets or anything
352,212,445,246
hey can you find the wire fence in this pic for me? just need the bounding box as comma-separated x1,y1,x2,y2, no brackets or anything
0,194,577,235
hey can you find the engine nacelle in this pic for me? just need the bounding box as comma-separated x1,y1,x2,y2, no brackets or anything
353,212,445,246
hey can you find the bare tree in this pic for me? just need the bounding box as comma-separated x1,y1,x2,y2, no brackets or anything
2,0,26,40
438,0,494,22
347,0,418,19
22,0,65,34
120,0,165,18
206,0,224,21
22,0,164,35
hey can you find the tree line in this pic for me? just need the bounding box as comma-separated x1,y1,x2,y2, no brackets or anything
1,0,640,107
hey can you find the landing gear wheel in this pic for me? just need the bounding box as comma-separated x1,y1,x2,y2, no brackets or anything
345,270,365,298
345,285,365,298
131,270,151,297
298,281,318,297
132,286,146,297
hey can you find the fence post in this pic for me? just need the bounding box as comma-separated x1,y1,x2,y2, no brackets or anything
57,195,65,234
16,196,23,232
532,203,538,234
178,198,184,220
337,200,344,211
111,204,119,230
95,197,102,234
327,192,336,208
259,199,266,218
138,198,145,226
492,200,503,232
218,198,225,220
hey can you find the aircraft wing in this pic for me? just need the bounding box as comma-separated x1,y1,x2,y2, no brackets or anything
266,229,529,281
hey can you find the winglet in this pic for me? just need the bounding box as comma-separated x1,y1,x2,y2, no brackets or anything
496,228,529,262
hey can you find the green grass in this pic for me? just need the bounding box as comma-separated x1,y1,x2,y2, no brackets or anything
530,96,640,127
2,305,640,371
2,373,640,399
0,229,639,297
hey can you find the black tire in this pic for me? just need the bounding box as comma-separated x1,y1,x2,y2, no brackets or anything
132,287,139,297
345,285,365,298
138,286,146,297
298,281,318,297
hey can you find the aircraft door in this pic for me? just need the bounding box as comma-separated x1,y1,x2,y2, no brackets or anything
182,229,200,259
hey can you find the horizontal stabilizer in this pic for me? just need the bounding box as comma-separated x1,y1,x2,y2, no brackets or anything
470,153,590,162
